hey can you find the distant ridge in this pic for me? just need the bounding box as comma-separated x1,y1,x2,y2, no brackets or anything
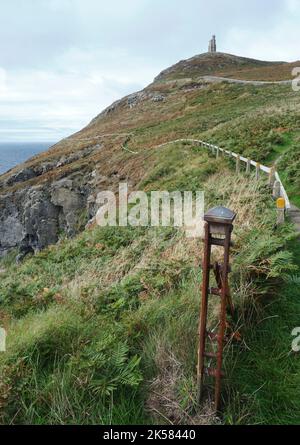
154,52,297,82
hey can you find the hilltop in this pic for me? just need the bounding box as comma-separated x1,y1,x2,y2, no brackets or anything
154,52,289,81
0,51,300,425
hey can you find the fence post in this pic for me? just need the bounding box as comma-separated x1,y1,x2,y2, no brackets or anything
268,166,276,188
246,159,251,175
216,147,219,159
276,198,285,225
272,180,281,199
255,163,260,180
198,206,236,413
236,155,240,175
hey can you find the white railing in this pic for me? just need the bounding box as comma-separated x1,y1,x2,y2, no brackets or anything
199,141,290,210
153,138,291,210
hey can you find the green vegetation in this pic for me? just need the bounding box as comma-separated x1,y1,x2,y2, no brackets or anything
224,241,300,425
277,142,300,207
0,145,299,424
0,54,300,424
204,91,300,206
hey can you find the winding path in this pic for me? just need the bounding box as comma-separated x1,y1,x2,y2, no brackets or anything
201,76,292,86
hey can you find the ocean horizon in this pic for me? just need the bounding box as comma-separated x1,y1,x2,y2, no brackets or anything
0,141,55,175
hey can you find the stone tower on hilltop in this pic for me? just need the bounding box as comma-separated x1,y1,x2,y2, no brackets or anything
208,35,217,53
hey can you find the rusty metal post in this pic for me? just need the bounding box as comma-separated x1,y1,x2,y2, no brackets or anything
214,223,232,411
197,222,211,402
197,206,236,413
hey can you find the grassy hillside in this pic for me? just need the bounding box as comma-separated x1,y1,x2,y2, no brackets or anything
0,145,299,424
154,52,292,82
0,53,300,424
1,57,299,205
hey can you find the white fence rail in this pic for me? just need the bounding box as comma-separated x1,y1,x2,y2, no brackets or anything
154,138,291,210
200,141,290,210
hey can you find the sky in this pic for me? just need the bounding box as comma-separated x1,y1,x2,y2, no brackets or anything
0,0,299,142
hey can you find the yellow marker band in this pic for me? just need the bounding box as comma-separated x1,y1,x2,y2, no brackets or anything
277,198,286,210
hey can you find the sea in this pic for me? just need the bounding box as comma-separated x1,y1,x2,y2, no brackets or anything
0,142,55,175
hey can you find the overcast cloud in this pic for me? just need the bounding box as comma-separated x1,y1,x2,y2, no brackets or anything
0,0,299,142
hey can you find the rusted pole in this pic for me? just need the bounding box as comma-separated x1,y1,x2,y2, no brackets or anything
197,222,211,402
197,207,236,413
215,224,232,412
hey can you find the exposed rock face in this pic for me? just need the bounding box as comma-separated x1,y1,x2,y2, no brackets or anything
0,139,109,257
51,178,85,236
0,197,25,255
0,145,100,190
90,89,167,124
22,186,60,254
152,94,165,102
0,172,91,257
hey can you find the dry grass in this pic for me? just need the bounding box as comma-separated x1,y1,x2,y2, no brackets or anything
220,61,300,81
147,342,218,425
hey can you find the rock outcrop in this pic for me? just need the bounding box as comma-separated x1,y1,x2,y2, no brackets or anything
0,138,105,257
0,173,90,257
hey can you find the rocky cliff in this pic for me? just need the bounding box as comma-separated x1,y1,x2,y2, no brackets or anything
0,142,105,256
0,132,141,256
